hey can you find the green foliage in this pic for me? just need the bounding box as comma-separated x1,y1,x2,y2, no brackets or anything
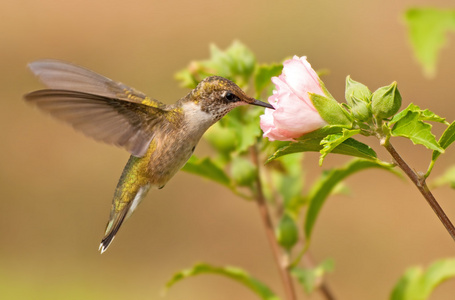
271,153,305,212
390,258,455,300
432,120,455,162
165,263,280,300
430,166,455,189
310,93,352,126
267,126,377,163
291,259,334,294
181,156,230,188
304,159,396,243
319,129,361,165
391,110,444,152
389,103,447,126
175,41,256,89
254,63,283,97
404,8,455,77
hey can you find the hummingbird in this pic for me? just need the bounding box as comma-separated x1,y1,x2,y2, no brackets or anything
25,59,273,253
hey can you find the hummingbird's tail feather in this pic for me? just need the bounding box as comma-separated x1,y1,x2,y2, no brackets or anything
99,208,129,254
99,182,151,253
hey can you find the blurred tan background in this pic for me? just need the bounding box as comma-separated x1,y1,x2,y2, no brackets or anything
2,0,455,299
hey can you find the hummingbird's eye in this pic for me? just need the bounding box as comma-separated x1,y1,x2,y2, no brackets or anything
224,92,237,102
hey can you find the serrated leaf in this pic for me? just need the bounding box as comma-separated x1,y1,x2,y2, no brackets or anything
390,258,455,300
305,159,396,242
432,120,455,162
182,156,230,187
254,63,283,97
319,129,361,165
391,111,444,152
404,8,455,77
165,263,280,300
291,259,334,294
390,103,447,126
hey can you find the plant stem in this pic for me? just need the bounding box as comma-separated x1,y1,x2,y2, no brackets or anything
383,140,455,242
302,252,336,300
251,146,297,300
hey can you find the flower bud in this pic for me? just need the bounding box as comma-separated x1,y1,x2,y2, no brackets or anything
275,213,298,250
345,76,372,106
371,81,402,119
350,96,372,121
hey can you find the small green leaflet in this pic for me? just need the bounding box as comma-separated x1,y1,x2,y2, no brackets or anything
304,159,396,243
391,110,444,152
291,259,334,294
319,129,361,165
182,156,230,187
164,263,280,300
390,258,455,300
404,8,455,77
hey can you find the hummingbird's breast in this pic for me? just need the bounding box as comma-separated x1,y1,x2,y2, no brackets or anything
144,102,215,187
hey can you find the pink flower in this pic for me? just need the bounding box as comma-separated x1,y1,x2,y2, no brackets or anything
260,56,327,141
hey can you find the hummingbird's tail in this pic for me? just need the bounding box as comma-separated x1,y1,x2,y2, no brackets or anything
99,155,151,254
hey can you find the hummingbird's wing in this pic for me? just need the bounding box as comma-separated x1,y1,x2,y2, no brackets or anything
27,59,166,108
25,90,168,157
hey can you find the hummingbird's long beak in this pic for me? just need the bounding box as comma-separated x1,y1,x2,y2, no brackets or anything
250,99,275,109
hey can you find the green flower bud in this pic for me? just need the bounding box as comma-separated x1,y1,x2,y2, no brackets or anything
345,76,372,106
371,82,402,119
275,213,298,250
350,97,372,121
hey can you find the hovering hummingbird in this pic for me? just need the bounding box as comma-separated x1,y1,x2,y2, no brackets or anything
25,60,273,253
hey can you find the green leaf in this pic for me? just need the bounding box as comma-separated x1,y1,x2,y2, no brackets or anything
391,111,444,152
432,120,455,162
430,166,455,189
165,263,280,300
272,153,305,212
174,41,257,89
305,159,395,242
291,259,334,294
390,258,455,300
319,129,361,165
404,8,455,77
182,156,230,187
275,213,299,251
310,93,352,126
267,130,377,163
390,103,447,126
254,63,283,97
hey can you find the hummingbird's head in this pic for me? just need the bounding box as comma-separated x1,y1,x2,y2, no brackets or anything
187,76,274,121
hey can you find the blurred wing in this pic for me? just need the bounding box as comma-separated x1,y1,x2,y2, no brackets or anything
28,59,165,108
25,90,168,157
